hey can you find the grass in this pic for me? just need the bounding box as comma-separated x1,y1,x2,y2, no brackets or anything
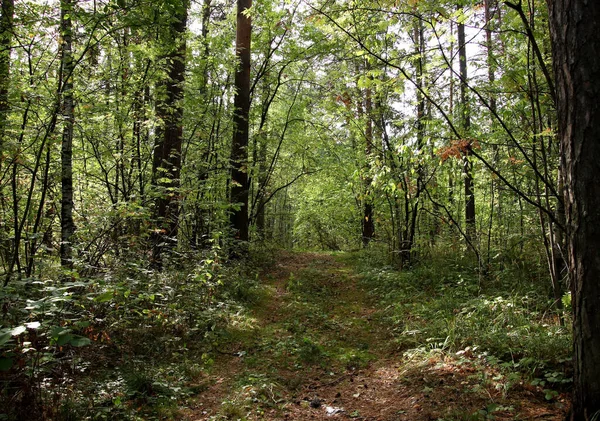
1,246,571,420
347,246,572,387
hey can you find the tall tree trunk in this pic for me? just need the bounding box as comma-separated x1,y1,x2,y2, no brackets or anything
484,0,497,267
60,0,75,270
0,0,14,268
405,19,426,265
448,19,455,212
0,0,13,155
457,8,475,241
229,0,252,251
251,66,271,241
151,0,188,265
547,0,600,418
189,0,212,249
362,83,375,247
484,0,497,116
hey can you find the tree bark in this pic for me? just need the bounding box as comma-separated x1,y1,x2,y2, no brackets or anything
60,0,75,270
362,83,375,247
458,9,475,240
151,0,188,265
229,0,252,250
256,136,268,238
484,0,497,267
547,0,600,418
0,0,14,267
398,19,427,266
0,0,13,154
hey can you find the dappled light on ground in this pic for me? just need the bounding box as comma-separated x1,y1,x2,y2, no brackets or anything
180,252,568,421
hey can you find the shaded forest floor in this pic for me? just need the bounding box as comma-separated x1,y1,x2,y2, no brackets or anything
178,252,568,421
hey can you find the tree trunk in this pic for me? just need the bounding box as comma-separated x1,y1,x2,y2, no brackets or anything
484,0,497,267
151,0,188,265
547,0,600,418
256,137,268,238
60,0,75,270
229,0,252,250
457,8,475,240
189,0,212,249
362,84,375,247
405,19,426,265
0,0,14,267
0,0,13,155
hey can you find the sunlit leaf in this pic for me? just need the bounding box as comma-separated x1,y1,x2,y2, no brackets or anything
11,326,26,336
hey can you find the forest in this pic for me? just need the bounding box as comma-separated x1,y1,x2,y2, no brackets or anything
0,0,599,419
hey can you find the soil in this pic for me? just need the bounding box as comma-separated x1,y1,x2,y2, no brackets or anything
180,251,569,421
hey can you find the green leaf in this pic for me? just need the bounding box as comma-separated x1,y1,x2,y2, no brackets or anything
74,321,91,329
0,331,12,346
95,291,114,303
56,333,73,346
51,326,70,338
544,389,559,401
68,335,91,347
486,403,499,413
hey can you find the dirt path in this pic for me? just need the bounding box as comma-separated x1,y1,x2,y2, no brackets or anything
181,252,567,421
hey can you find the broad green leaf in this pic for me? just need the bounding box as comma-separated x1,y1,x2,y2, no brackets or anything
56,333,73,346
68,336,91,347
0,331,11,346
95,291,114,303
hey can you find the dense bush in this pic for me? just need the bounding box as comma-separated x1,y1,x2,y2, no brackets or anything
0,245,265,420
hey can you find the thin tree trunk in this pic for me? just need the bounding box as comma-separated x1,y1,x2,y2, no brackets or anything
252,65,272,241
458,8,475,241
60,0,75,270
407,19,426,264
362,83,375,247
484,0,497,267
527,25,565,323
190,0,212,249
256,137,268,238
26,144,52,277
448,20,455,212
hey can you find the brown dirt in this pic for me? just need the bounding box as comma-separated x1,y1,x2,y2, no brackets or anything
180,251,569,421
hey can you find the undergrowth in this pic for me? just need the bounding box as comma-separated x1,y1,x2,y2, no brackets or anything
0,245,268,420
345,245,572,397
1,244,572,419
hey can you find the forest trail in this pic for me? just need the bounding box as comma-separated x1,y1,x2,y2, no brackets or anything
180,252,565,421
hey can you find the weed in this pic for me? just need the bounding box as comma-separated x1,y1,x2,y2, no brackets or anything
218,400,248,420
352,249,571,388
297,337,324,364
336,348,374,370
